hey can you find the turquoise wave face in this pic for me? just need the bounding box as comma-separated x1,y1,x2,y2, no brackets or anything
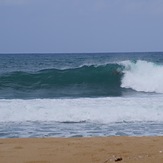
0,64,124,98
1,53,163,99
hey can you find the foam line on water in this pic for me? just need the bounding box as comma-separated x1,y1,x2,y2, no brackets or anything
0,97,163,123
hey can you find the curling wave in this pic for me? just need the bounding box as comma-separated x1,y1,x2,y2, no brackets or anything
0,60,163,98
121,60,163,93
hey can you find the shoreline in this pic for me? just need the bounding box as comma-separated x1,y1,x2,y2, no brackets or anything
0,136,163,163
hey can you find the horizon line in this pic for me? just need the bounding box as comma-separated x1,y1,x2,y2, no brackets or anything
0,51,162,54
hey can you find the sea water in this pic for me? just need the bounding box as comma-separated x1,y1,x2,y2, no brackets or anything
0,52,163,138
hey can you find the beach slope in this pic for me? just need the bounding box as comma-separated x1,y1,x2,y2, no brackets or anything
1,137,163,163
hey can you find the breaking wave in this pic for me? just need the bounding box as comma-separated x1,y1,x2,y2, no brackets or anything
0,60,163,98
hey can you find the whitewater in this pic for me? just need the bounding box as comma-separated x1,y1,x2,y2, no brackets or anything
0,53,163,138
1,96,163,123
121,60,163,93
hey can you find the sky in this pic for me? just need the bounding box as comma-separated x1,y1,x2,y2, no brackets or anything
0,0,163,53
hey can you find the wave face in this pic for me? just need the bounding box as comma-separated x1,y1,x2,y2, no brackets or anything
1,59,163,98
0,64,124,98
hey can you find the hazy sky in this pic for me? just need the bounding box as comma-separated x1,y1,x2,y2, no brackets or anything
0,0,163,53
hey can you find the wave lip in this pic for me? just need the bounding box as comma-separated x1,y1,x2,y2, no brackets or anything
121,60,163,93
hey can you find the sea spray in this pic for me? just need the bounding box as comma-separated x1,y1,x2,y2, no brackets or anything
121,60,163,93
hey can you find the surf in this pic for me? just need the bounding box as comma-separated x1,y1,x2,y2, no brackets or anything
0,59,163,98
121,60,163,93
0,97,163,123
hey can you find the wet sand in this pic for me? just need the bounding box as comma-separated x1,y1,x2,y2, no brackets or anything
0,137,163,163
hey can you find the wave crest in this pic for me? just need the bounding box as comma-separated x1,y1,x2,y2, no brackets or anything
1,60,163,98
121,60,163,93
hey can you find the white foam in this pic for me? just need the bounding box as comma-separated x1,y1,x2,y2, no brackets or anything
0,97,163,123
121,60,163,93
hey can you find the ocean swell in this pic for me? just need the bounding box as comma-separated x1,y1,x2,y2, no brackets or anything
0,64,124,98
0,60,163,99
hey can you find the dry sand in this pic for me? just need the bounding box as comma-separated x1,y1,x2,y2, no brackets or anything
0,137,163,163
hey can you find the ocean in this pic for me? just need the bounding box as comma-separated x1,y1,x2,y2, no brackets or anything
0,52,163,138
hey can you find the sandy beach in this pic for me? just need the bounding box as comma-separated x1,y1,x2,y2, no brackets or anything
0,137,163,163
